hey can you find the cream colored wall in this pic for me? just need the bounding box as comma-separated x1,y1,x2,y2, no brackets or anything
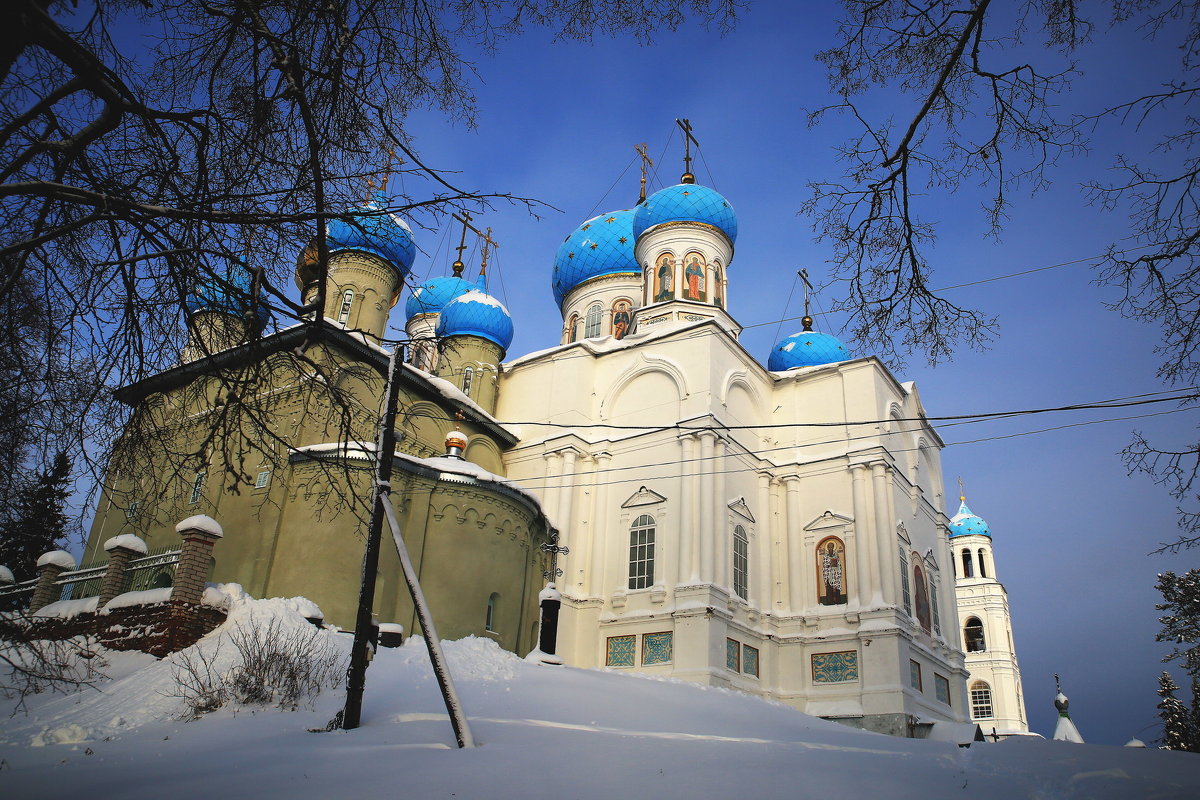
497,319,969,729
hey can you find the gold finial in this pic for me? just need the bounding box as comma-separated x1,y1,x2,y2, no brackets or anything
958,476,966,503
798,269,814,330
363,175,378,203
675,118,699,183
452,211,472,276
636,143,654,202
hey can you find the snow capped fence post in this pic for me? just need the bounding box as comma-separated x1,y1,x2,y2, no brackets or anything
98,534,149,606
29,550,76,612
172,515,224,607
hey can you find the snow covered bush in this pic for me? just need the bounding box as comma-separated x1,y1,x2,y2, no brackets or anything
171,616,344,717
1,613,106,714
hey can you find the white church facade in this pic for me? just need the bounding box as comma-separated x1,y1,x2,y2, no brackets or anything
410,168,993,735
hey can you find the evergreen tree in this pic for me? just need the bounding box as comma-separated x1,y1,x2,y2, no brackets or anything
0,452,72,582
1158,672,1198,752
1158,570,1200,681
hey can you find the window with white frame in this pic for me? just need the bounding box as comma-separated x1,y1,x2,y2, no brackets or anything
188,471,206,505
898,546,912,616
978,548,988,578
929,572,942,635
732,525,749,600
970,681,994,719
255,469,271,489
628,514,655,590
964,617,986,652
462,366,474,396
585,303,603,338
337,289,354,323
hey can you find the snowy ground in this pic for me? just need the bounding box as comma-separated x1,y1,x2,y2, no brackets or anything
2,590,1198,800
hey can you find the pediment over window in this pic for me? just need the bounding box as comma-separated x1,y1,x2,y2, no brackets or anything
897,521,910,543
621,486,667,508
728,497,754,522
803,510,853,532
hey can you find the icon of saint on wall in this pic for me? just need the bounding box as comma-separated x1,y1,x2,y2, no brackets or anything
612,300,632,340
655,255,674,302
684,254,706,301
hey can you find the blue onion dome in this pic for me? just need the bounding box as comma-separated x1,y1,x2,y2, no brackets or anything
632,182,737,245
296,193,416,288
768,316,852,370
949,499,991,538
436,289,514,351
186,264,271,328
552,208,638,307
405,274,479,321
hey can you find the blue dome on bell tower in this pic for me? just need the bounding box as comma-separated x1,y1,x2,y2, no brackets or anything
632,183,737,245
325,192,417,277
949,499,991,538
186,262,271,328
436,289,514,352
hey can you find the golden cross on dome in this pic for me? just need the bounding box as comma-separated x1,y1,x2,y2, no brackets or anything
451,212,473,276
675,118,699,183
636,143,654,202
479,226,497,275
379,143,400,193
798,269,814,331
958,476,966,503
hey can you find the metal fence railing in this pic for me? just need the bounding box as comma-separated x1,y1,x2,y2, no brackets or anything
0,545,182,610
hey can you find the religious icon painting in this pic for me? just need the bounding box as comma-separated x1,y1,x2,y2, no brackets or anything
654,253,674,302
612,299,633,340
683,251,707,302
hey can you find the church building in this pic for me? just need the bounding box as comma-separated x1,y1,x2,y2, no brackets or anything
80,148,1032,737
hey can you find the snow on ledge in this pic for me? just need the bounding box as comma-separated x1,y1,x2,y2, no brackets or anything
33,596,99,618
0,565,14,583
103,534,148,555
103,588,172,610
36,551,76,571
175,514,224,538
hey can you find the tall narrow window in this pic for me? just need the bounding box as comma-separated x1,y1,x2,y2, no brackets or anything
485,593,499,632
628,514,655,589
978,548,988,578
913,559,932,634
585,303,603,338
732,525,749,600
898,546,912,616
189,471,206,505
970,681,994,719
462,366,474,396
566,314,579,343
817,536,847,605
337,289,354,323
962,548,974,578
964,617,986,652
930,574,942,636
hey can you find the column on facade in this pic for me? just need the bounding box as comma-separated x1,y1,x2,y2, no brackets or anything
575,454,597,594
756,473,772,611
557,450,578,584
698,432,716,584
543,451,563,534
769,477,783,610
850,465,876,608
712,437,727,592
937,523,956,639
871,462,898,606
678,435,696,584
589,452,611,597
784,476,803,613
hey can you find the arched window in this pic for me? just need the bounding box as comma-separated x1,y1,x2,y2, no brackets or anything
566,314,579,343
913,558,932,634
977,548,988,578
964,617,986,652
713,265,724,307
898,546,912,615
337,289,355,324
930,573,942,636
969,681,994,719
485,593,499,632
585,303,603,338
961,548,974,578
628,514,656,590
817,536,847,605
732,525,749,600
462,366,474,396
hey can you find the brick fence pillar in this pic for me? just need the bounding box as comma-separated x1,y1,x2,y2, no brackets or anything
172,515,223,607
98,534,148,607
30,550,77,612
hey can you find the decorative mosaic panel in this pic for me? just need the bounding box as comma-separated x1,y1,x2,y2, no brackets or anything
726,638,741,671
935,674,951,706
642,632,673,665
606,635,636,668
742,645,760,678
811,650,859,683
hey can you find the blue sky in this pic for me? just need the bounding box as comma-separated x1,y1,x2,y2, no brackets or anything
378,1,1199,744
